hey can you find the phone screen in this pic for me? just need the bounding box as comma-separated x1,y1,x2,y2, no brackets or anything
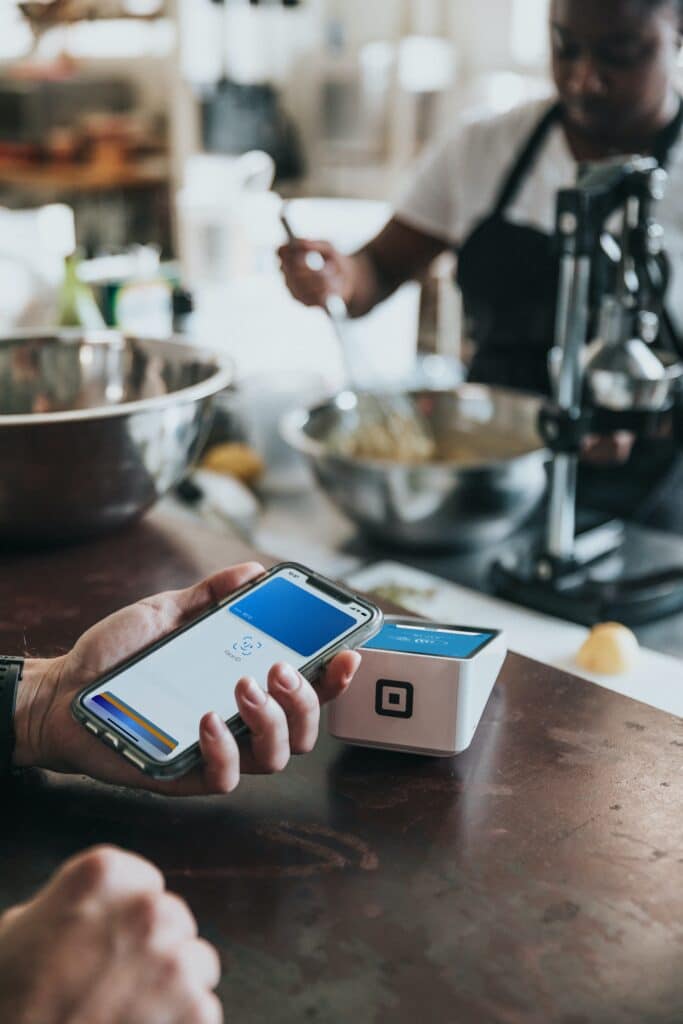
81,567,373,764
363,622,494,659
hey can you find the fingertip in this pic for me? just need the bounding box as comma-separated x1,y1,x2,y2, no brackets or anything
316,649,361,706
268,662,301,693
199,713,240,794
200,711,225,742
335,648,362,682
236,561,266,581
347,649,362,675
184,562,266,616
236,676,268,709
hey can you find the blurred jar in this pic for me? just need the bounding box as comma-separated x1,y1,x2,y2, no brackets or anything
0,204,75,331
177,151,281,287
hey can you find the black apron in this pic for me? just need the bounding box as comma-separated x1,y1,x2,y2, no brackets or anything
455,101,683,533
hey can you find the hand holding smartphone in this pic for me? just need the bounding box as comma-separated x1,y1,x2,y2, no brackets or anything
72,563,382,780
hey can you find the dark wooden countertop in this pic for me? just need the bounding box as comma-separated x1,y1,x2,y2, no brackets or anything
2,512,682,1024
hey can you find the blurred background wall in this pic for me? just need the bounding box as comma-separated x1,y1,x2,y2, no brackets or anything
0,0,559,255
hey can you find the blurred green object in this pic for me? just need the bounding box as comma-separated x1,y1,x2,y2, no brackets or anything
57,254,106,330
77,251,181,330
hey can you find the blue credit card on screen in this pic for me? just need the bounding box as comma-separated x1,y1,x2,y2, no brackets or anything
364,622,494,659
229,576,357,658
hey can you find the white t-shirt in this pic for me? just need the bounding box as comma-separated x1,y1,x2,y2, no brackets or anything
395,98,683,335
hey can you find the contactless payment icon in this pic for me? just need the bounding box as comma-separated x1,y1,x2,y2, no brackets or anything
375,679,414,719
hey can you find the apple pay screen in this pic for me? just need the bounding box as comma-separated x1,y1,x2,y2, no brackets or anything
84,569,370,762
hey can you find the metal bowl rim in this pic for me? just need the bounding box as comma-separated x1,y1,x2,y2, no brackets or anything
281,386,549,472
0,329,233,426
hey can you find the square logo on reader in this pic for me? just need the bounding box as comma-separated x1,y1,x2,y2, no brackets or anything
375,680,414,719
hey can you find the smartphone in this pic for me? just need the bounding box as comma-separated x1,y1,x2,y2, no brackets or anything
71,563,382,780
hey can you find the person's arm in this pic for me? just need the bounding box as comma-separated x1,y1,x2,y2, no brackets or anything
278,218,447,319
1,564,363,1023
279,126,460,318
349,218,449,316
10,562,361,796
0,846,222,1024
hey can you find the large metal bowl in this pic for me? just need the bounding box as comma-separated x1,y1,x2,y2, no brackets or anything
282,386,548,550
0,330,232,544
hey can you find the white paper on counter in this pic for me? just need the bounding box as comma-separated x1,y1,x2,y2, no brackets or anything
347,561,683,719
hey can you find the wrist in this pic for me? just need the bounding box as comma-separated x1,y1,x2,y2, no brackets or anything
337,253,356,308
12,658,62,769
344,251,379,318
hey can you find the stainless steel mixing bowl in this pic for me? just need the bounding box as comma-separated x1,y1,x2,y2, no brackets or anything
0,330,232,543
282,386,548,550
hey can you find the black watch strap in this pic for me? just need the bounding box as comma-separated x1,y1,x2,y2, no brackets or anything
0,657,24,777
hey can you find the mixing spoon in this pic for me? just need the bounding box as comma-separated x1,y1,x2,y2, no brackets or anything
279,207,435,458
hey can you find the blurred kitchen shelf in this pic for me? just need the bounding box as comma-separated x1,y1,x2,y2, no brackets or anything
19,1,166,30
0,155,169,195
